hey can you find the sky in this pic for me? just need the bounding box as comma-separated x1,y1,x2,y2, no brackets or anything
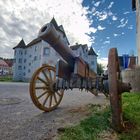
0,0,136,66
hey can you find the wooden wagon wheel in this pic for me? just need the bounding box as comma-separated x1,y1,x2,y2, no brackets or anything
30,65,64,112
108,48,124,132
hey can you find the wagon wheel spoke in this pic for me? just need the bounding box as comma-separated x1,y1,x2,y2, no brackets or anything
37,91,48,99
37,76,48,85
35,87,43,90
48,69,53,82
42,70,50,82
53,93,58,104
43,92,50,106
49,95,53,107
56,91,61,97
35,85,49,90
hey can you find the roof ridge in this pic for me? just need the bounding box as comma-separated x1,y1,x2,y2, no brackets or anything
26,37,41,47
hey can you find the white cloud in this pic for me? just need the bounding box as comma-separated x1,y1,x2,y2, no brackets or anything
128,25,133,30
108,11,113,16
120,18,125,23
93,11,108,21
108,2,114,9
0,0,94,58
103,40,110,44
117,19,128,28
112,15,118,21
90,27,97,33
97,57,108,69
97,25,106,30
106,37,110,39
94,1,101,7
91,7,96,13
98,12,108,21
93,10,111,21
124,11,130,15
113,33,119,37
89,36,95,44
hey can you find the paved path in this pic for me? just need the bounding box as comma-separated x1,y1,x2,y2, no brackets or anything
0,82,109,140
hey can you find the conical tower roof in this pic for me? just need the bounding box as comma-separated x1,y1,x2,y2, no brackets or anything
13,39,26,49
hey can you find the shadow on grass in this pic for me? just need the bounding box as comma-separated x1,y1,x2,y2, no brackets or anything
58,93,140,140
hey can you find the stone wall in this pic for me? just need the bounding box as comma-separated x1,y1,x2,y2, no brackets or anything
121,66,140,92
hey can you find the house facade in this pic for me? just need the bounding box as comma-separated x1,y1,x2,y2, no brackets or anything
13,18,97,81
4,59,13,75
70,44,97,72
0,59,9,76
132,0,140,64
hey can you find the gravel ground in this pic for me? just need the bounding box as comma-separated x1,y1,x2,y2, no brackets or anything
0,82,109,140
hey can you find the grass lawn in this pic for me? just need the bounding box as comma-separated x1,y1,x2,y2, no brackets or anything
59,93,140,140
119,93,140,140
0,75,13,82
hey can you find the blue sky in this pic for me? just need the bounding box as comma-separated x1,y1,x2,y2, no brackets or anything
0,0,136,65
82,0,136,58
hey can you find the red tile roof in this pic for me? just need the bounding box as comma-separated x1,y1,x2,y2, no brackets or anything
4,59,13,67
0,59,9,67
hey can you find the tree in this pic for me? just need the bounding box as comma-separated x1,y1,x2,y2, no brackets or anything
97,63,104,75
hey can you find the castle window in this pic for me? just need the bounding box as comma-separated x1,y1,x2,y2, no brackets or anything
34,56,37,61
43,48,50,56
18,58,22,63
35,46,37,51
91,61,94,65
18,66,22,70
24,59,26,63
19,50,23,55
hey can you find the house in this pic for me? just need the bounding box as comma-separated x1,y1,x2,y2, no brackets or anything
13,18,69,81
0,59,9,76
132,0,140,65
119,55,137,70
70,44,97,72
13,18,97,81
4,59,14,75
